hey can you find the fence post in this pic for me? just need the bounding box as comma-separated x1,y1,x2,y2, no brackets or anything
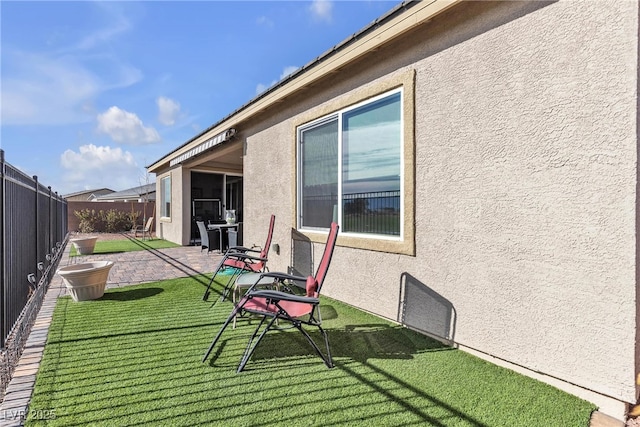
0,150,4,348
33,176,40,284
48,187,53,265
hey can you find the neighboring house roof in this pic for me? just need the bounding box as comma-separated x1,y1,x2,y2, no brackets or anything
147,0,462,173
63,188,115,201
94,183,156,202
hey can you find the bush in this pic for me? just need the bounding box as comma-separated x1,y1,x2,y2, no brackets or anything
74,209,98,233
101,209,133,233
74,209,141,233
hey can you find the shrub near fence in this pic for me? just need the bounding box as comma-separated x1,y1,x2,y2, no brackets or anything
67,201,155,233
74,208,136,233
0,149,67,399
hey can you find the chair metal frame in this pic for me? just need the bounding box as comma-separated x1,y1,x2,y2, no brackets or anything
134,216,154,240
202,214,275,301
203,222,339,372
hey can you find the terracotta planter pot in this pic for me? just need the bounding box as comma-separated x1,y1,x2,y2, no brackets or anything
57,261,114,302
70,237,98,255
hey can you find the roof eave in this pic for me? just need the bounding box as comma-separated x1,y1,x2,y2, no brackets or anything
146,0,462,173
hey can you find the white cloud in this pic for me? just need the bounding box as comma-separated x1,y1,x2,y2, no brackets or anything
61,144,135,169
0,3,141,126
256,65,299,95
97,106,160,145
60,144,142,190
73,5,131,51
255,83,269,95
157,96,181,126
256,16,274,29
280,66,299,80
2,52,102,125
309,0,333,23
2,52,142,124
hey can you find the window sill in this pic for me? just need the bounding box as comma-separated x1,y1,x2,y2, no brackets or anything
301,229,414,256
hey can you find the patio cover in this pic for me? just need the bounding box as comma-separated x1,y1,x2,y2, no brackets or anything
169,128,236,167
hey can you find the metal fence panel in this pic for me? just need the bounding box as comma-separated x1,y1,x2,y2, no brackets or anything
0,150,67,348
3,177,36,343
0,149,67,398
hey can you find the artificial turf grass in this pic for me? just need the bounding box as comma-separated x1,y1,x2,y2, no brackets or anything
26,276,596,426
69,238,180,256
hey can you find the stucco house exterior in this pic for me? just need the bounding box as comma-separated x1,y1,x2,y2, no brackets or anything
147,0,638,421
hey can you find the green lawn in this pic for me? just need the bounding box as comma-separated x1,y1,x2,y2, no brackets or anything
26,276,596,426
70,238,180,256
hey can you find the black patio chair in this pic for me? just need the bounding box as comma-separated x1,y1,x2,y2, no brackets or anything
196,220,220,252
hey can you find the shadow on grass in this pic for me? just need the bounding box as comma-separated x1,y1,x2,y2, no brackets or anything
45,307,480,427
31,276,594,427
204,321,485,427
233,320,452,365
99,287,164,301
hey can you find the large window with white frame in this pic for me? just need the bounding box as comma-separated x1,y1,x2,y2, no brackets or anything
297,89,402,237
161,175,171,218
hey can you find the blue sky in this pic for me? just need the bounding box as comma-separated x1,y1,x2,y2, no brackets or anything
1,0,400,196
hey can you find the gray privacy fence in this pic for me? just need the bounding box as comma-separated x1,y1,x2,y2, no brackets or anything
0,149,67,396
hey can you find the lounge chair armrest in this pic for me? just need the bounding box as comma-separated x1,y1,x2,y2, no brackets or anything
248,289,319,305
225,252,267,263
250,272,311,294
241,272,308,294
257,272,308,283
226,245,260,254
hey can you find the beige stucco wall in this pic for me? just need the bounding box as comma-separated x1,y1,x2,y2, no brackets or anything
412,0,637,405
156,167,190,245
243,0,638,411
155,162,244,246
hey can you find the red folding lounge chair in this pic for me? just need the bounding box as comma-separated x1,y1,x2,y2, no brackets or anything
202,214,275,301
203,222,339,372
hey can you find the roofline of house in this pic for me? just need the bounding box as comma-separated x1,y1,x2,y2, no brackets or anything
62,188,114,198
147,0,461,173
93,183,156,199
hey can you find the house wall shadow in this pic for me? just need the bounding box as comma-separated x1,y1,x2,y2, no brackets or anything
398,273,456,344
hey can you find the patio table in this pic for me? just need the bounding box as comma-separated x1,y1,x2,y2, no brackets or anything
207,223,238,252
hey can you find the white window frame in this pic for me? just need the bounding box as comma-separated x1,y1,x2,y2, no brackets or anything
296,88,404,240
161,175,171,219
